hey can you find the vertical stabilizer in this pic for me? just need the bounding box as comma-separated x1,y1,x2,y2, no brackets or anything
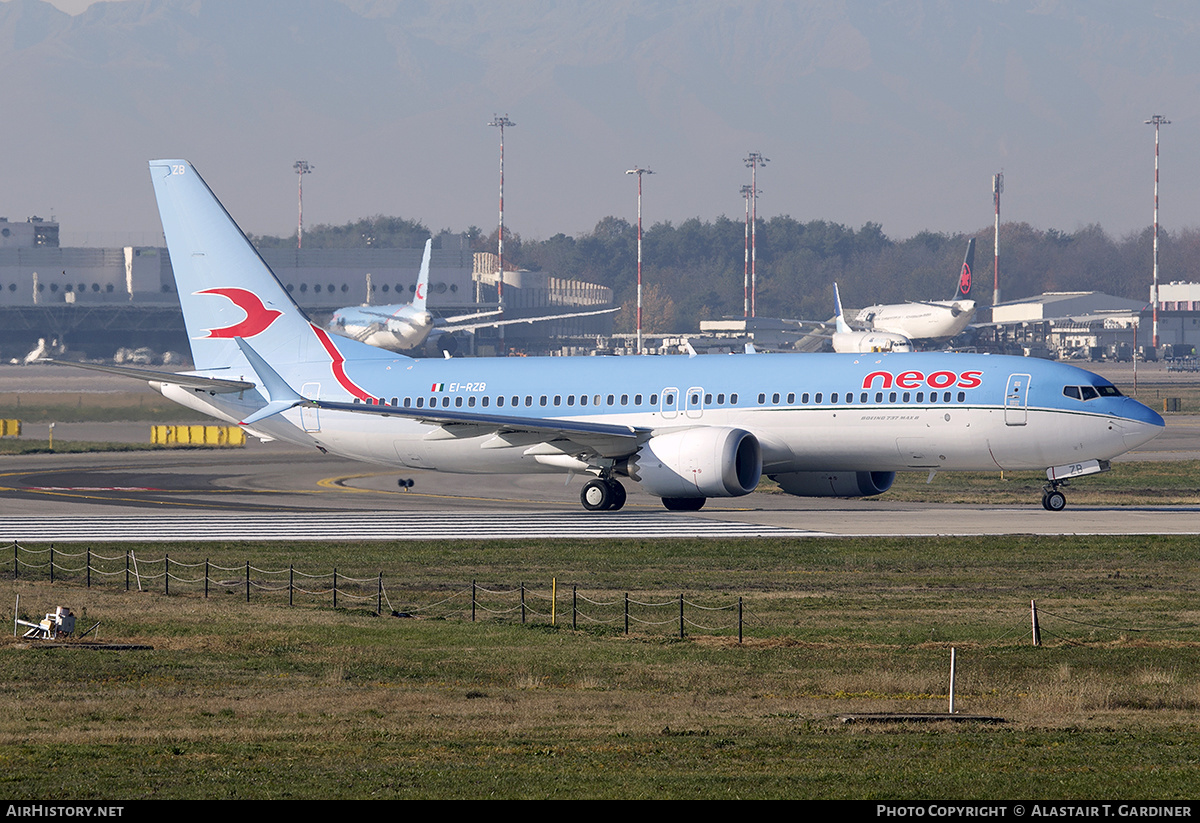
411,238,432,312
833,283,851,334
955,238,976,300
148,160,317,371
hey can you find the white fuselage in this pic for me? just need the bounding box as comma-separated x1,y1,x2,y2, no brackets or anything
855,300,976,341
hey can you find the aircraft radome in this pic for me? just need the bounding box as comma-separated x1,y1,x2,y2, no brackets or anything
54,161,1166,514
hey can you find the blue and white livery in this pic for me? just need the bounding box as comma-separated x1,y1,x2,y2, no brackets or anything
138,160,1163,512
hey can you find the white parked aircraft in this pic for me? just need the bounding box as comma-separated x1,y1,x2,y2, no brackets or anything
327,239,617,355
851,238,977,342
829,283,913,354
61,160,1164,514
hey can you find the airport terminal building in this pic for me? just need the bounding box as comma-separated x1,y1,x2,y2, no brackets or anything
0,220,614,361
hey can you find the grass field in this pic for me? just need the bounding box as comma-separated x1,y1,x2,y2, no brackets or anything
1,535,1198,799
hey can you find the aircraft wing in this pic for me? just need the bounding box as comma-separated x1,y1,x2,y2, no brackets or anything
229,337,646,458
43,359,255,393
308,398,648,458
438,306,620,334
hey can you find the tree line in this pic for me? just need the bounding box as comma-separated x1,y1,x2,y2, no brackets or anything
253,216,1200,332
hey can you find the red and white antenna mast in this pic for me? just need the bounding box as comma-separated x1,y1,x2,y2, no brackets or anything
744,152,768,317
1145,114,1169,349
992,171,1003,306
490,114,515,352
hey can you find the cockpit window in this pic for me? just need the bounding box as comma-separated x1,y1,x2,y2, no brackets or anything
1064,384,1122,401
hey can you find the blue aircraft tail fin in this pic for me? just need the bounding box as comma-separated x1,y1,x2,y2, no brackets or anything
833,283,852,334
148,159,326,372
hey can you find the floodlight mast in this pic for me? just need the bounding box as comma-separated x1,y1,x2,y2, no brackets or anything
741,185,754,317
744,152,768,317
490,114,515,353
1145,115,1169,349
626,166,654,355
294,160,313,250
993,171,1003,307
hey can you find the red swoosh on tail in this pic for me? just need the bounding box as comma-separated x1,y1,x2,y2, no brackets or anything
198,288,283,338
310,324,373,401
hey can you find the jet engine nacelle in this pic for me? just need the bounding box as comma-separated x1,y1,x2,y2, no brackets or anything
769,470,895,498
625,427,762,499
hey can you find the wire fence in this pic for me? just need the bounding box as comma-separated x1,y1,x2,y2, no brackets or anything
5,541,749,639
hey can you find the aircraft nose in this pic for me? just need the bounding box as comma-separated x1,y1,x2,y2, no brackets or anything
1119,400,1165,451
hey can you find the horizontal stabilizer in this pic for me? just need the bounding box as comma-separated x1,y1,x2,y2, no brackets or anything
42,359,254,393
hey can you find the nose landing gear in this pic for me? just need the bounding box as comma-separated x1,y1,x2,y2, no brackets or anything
1041,484,1067,511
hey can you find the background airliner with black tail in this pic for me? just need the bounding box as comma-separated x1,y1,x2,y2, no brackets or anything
326,238,618,356
90,160,1162,513
851,237,978,342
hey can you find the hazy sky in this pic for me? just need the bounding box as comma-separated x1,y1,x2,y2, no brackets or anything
4,0,1198,246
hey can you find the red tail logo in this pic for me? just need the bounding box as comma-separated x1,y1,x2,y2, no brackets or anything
959,262,972,296
197,288,283,338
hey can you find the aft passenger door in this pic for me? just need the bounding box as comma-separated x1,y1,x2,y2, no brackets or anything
1004,373,1030,426
300,382,321,432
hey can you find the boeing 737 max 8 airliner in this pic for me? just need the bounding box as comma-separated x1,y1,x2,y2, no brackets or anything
105,160,1164,513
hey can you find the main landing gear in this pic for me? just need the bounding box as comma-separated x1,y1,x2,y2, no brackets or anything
581,477,627,511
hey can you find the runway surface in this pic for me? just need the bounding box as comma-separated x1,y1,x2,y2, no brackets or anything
0,437,1196,540
2,362,1197,540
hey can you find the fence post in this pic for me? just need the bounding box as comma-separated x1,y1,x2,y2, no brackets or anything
624,593,629,635
125,552,130,591
572,585,577,631
13,541,17,580
472,580,476,622
333,568,338,610
49,544,54,584
1031,599,1041,646
165,553,169,595
205,560,209,599
289,565,294,607
521,582,526,624
245,561,249,603
86,548,91,589
738,597,743,644
377,572,382,616
679,593,684,639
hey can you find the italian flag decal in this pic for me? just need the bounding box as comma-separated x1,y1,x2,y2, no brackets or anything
431,383,445,392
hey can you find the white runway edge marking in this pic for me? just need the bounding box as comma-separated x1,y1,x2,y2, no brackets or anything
0,513,830,542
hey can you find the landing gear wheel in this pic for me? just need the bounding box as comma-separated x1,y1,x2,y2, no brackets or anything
581,479,613,511
661,496,706,512
1042,490,1066,511
606,479,627,511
